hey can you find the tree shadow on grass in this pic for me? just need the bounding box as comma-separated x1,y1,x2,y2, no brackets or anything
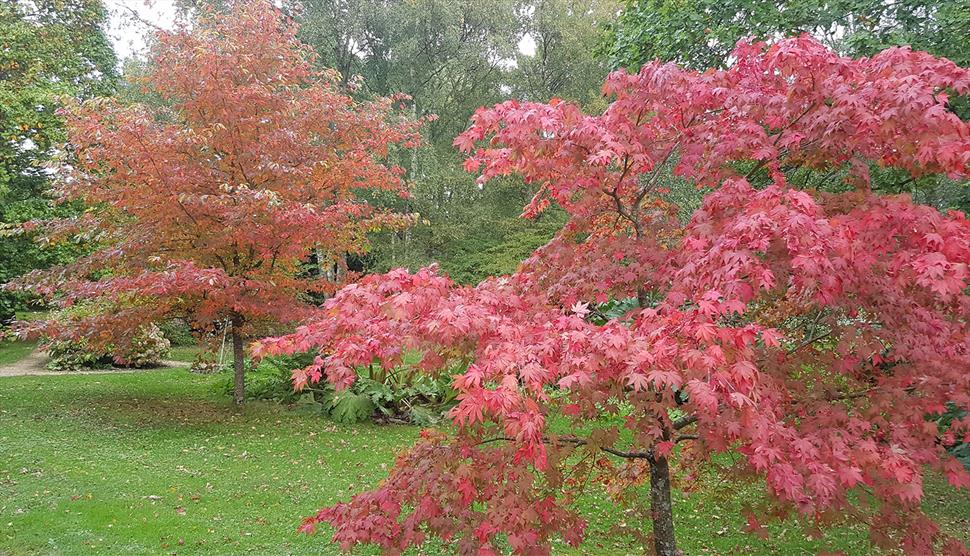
72,391,279,437
94,395,234,425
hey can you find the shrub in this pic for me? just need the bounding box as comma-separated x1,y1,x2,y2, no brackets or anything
158,318,195,347
45,323,170,371
938,404,970,471
0,294,15,326
305,363,459,425
220,351,316,402
319,389,376,424
230,351,459,425
351,365,458,425
111,323,170,367
45,338,105,372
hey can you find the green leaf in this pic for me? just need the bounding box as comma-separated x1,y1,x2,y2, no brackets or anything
326,392,376,424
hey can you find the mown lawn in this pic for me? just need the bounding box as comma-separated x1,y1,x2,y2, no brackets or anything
0,340,36,367
167,345,206,364
0,370,967,555
1,311,44,367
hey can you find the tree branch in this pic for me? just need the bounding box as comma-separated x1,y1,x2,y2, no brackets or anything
787,330,832,355
477,431,701,459
672,414,698,430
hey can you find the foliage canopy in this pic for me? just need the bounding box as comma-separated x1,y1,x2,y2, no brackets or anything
13,1,422,402
260,37,970,555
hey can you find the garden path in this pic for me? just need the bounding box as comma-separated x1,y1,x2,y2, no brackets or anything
0,348,187,377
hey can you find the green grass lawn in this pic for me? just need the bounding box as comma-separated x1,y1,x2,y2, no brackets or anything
0,339,36,367
167,345,207,364
2,310,44,367
13,311,47,323
0,370,967,555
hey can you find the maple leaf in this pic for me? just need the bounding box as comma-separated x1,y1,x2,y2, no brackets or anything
686,380,718,414
837,466,864,488
647,369,683,389
656,441,675,458
760,329,783,348
570,301,591,318
694,321,718,343
625,372,650,391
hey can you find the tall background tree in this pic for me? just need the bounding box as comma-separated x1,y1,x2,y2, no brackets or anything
607,0,970,70
0,0,117,323
13,1,422,403
605,0,970,213
283,0,618,283
511,0,618,105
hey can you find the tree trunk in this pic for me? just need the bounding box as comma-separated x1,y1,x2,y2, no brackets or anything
316,246,328,280
649,455,678,556
230,316,245,406
637,286,650,311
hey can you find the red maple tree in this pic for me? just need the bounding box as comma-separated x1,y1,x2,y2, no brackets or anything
259,36,970,554
14,1,422,403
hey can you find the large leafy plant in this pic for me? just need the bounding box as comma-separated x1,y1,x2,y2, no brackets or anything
231,353,457,425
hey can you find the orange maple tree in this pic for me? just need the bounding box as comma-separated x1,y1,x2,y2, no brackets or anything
14,1,422,402
259,37,970,553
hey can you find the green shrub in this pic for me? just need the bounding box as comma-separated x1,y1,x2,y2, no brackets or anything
352,365,458,425
112,323,170,367
219,351,316,402
0,293,15,326
45,323,170,371
938,404,970,471
321,390,377,424
158,318,195,347
589,296,641,325
45,338,106,372
227,351,460,425
303,362,459,425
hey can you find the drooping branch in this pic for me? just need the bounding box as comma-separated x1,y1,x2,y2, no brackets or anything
477,433,699,461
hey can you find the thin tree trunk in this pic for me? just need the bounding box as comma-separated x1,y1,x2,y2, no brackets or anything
649,455,678,556
230,315,245,406
316,246,327,279
637,286,650,312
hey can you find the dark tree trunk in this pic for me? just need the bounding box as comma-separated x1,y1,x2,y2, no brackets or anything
649,455,678,556
230,315,245,406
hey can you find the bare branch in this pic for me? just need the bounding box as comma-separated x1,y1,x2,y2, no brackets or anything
477,435,654,460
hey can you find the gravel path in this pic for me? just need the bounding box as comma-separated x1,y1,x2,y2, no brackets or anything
0,348,188,377
0,347,48,376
